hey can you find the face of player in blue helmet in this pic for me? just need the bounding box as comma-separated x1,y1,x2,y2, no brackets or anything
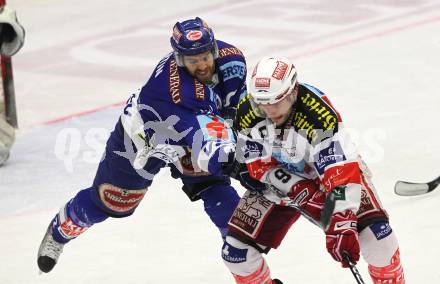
182,50,215,84
170,17,218,83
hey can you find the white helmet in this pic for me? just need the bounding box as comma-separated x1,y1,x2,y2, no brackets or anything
248,56,297,105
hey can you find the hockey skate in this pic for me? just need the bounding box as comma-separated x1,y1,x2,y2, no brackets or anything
37,225,64,273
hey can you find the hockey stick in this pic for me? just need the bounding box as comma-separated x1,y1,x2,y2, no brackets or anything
394,175,440,196
283,190,335,231
343,252,366,284
284,191,366,284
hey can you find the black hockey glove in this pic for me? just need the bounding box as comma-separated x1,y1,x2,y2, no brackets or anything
220,107,237,121
222,158,267,193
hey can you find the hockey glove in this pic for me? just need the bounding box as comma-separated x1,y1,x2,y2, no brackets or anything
261,167,319,206
222,159,267,192
177,147,211,176
325,210,360,267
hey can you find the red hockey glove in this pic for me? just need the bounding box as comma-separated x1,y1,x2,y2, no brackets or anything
261,167,320,207
325,210,360,268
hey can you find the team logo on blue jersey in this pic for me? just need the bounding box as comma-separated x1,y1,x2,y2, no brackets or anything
222,242,247,263
219,61,246,81
314,141,346,175
370,221,392,240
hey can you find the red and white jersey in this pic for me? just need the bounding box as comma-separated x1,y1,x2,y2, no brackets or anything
234,83,365,213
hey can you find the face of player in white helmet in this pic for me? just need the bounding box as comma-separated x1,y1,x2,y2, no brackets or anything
257,87,297,126
183,51,215,84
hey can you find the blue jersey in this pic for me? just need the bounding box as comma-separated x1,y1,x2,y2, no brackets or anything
47,42,244,247
109,40,247,179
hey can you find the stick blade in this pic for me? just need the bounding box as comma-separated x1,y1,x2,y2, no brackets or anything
394,181,430,196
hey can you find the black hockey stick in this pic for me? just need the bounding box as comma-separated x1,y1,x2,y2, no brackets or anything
283,191,335,230
343,252,365,284
394,175,440,196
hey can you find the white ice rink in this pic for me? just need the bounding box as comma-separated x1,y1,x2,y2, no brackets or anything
1,0,440,283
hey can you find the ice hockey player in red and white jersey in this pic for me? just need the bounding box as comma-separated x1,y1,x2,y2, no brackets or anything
222,56,405,283
0,4,25,166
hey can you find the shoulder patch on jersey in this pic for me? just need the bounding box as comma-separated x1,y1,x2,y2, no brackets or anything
313,140,347,175
292,85,340,144
234,94,264,132
219,47,244,58
169,58,181,104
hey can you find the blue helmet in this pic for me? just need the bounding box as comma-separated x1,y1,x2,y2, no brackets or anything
170,17,218,66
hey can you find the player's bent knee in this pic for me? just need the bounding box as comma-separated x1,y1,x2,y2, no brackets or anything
359,220,399,267
94,183,148,217
200,184,240,237
222,236,263,276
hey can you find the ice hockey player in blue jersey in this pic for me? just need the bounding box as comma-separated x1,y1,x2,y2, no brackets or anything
37,17,247,274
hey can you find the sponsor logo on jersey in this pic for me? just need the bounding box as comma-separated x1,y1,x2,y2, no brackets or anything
194,79,205,100
292,87,340,144
197,115,234,141
207,118,229,139
357,181,383,218
219,61,246,81
334,221,357,230
322,162,361,192
370,221,392,240
239,139,266,161
221,243,248,263
332,185,347,201
238,108,259,130
235,95,265,131
229,191,274,238
314,141,346,175
219,47,244,58
255,77,271,88
169,59,181,103
272,151,306,174
272,61,288,80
